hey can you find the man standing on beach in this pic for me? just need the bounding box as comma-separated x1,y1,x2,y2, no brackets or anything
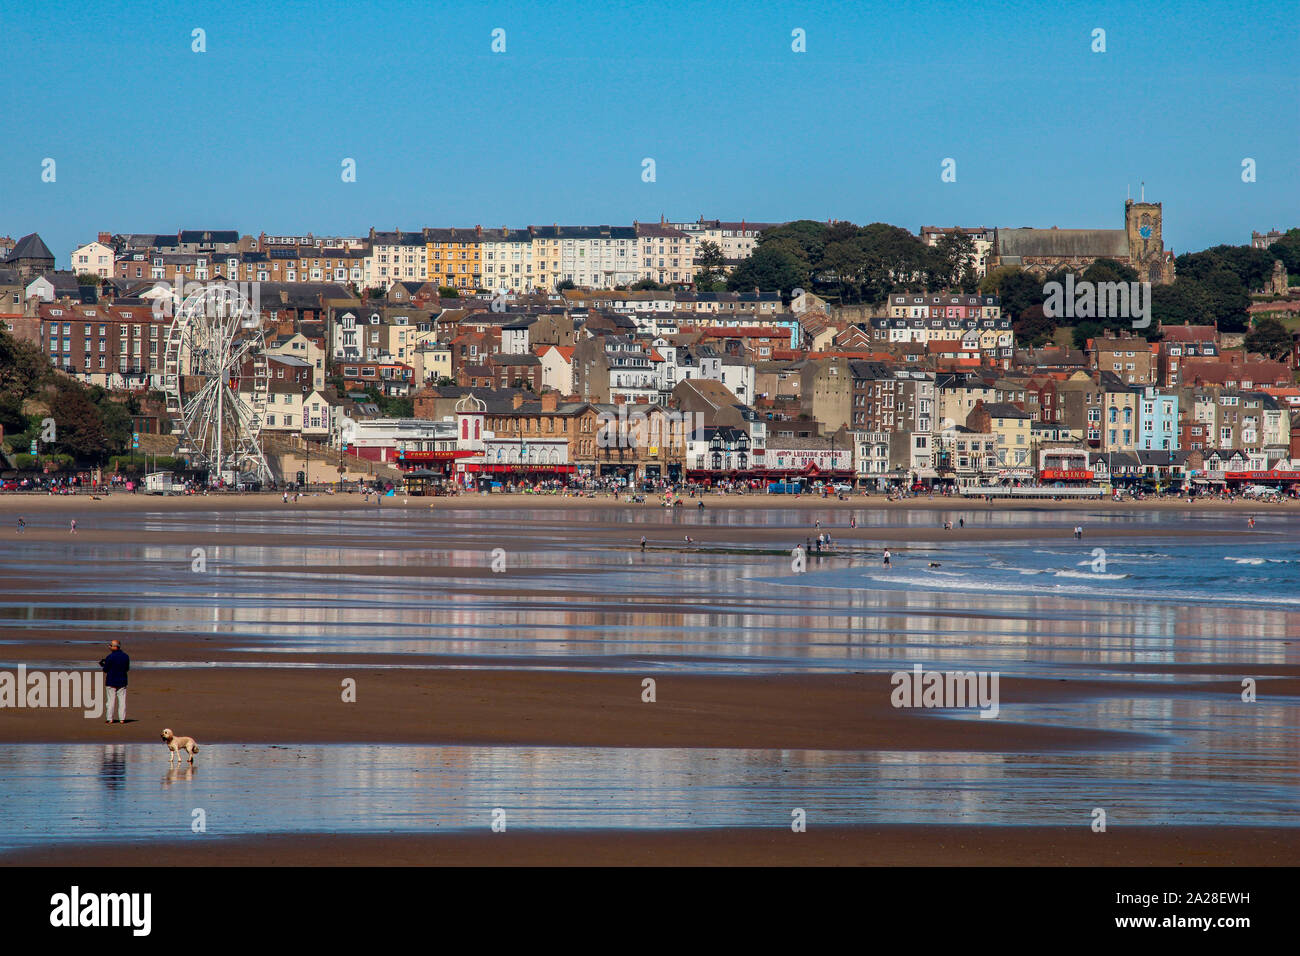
99,639,129,724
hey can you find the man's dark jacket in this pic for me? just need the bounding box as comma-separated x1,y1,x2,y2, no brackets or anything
99,650,129,688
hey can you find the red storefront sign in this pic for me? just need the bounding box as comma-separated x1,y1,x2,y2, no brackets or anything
1224,470,1300,482
461,463,576,474
1040,469,1095,480
397,449,478,462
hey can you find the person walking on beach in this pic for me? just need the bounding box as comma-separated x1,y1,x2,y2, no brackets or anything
640,535,647,551
99,639,129,724
15,517,24,534
1248,516,1256,529
1074,525,1083,540
850,515,857,529
882,549,892,568
70,519,77,534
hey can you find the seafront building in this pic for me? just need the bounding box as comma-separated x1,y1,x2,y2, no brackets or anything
3,211,1298,493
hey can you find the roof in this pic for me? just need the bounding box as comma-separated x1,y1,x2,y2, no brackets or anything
179,230,239,244
996,228,1128,259
1160,325,1219,342
672,378,740,410
5,233,54,262
981,402,1032,419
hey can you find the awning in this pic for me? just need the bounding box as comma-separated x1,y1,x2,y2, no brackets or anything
460,463,576,474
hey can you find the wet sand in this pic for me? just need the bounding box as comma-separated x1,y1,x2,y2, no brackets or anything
5,825,1295,867
7,666,1266,749
2,494,1296,865
0,490,1293,516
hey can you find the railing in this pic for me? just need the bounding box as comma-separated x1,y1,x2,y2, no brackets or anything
959,485,1104,498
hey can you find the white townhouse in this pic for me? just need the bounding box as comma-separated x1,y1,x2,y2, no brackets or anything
531,226,640,291
70,240,115,278
636,222,696,285
363,230,428,287
478,227,534,292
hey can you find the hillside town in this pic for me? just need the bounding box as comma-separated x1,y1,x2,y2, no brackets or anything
2,208,1300,497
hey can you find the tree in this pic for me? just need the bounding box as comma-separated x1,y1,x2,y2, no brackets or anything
995,269,1048,321
0,328,50,397
437,286,460,298
1151,280,1215,327
76,273,100,287
693,240,727,291
1080,258,1139,285
980,265,1020,296
727,244,808,293
930,232,977,291
1014,303,1057,348
45,382,112,461
1071,321,1106,350
96,398,134,453
628,279,667,291
1176,245,1276,291
1243,317,1292,360
1266,229,1300,282
1203,268,1252,333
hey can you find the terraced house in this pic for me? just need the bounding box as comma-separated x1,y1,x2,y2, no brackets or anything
477,226,533,292
636,221,695,285
364,229,429,286
425,228,481,291
530,225,639,291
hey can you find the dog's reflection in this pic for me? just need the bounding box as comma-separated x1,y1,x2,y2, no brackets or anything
162,764,197,787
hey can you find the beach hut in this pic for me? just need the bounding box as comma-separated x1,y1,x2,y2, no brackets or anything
144,471,177,494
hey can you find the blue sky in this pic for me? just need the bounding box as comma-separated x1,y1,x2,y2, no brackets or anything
2,0,1296,268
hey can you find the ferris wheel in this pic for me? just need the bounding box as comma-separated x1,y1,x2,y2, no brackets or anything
161,283,272,482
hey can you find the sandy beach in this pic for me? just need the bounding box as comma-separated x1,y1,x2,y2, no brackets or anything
1,494,1297,865
7,825,1297,867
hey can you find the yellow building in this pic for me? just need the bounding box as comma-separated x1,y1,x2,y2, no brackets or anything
425,228,482,290
971,401,1032,469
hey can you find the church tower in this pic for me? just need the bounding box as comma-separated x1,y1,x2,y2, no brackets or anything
1125,199,1173,284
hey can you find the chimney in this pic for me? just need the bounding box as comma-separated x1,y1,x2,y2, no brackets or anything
97,232,111,245
541,391,557,412
512,392,524,409
475,225,482,238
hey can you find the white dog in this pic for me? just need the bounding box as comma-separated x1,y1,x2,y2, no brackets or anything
161,728,200,765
